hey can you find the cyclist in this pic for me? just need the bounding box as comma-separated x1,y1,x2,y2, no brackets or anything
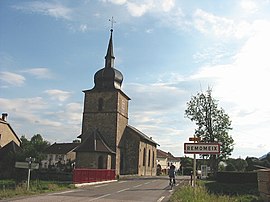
168,163,176,186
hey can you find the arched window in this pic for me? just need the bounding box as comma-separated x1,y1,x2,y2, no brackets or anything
152,151,155,168
98,155,104,169
143,148,146,166
148,149,151,167
98,98,104,111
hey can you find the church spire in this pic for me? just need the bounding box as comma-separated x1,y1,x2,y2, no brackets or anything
105,17,116,68
105,29,115,68
93,18,124,90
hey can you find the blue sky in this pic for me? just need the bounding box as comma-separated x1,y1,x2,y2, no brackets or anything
1,0,270,159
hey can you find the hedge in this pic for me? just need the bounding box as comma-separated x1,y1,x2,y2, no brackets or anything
216,171,257,183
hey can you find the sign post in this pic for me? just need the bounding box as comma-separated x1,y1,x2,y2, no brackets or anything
184,139,221,188
15,157,38,191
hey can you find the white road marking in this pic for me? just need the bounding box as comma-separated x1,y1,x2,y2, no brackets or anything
95,184,108,188
118,181,126,183
48,190,79,195
133,184,142,188
117,188,130,193
144,182,150,185
157,196,165,202
88,193,111,201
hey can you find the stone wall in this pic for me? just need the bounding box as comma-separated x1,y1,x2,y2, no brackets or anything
138,141,157,176
258,169,270,201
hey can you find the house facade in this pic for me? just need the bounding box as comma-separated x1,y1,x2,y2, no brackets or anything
157,149,181,174
42,142,79,170
0,113,21,148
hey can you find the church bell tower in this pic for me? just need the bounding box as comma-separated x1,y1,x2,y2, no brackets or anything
80,28,130,173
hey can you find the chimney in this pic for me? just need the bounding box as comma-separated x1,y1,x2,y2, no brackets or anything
2,113,8,121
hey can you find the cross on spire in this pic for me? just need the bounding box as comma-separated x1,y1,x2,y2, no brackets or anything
109,16,116,31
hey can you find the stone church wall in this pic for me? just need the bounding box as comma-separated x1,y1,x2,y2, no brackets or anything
76,152,112,169
119,129,140,175
138,141,157,176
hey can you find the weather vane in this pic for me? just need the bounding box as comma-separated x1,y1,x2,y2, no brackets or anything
109,16,116,31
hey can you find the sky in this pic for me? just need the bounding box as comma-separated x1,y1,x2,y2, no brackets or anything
1,0,270,159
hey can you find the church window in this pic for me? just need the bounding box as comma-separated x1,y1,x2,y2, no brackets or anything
98,98,104,111
148,149,151,167
143,148,146,166
152,151,155,168
98,155,104,169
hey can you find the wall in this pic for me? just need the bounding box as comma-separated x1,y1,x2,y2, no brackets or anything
138,141,157,176
258,169,270,201
0,122,20,148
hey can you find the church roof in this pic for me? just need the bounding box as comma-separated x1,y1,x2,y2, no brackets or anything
93,29,123,90
43,143,80,154
75,129,115,154
126,125,159,146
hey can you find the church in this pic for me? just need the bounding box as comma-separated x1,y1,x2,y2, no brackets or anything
75,28,159,176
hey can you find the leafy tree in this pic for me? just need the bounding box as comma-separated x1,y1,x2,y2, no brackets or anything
185,89,234,175
18,134,50,163
225,163,236,171
226,158,247,171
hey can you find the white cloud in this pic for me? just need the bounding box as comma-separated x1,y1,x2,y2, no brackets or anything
0,71,25,87
162,0,175,12
126,2,153,17
21,68,53,79
44,89,72,102
79,24,88,32
108,0,127,5
193,9,251,39
240,0,258,13
13,2,72,20
189,20,270,157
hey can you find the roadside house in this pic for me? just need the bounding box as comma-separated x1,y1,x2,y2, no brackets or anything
42,142,80,170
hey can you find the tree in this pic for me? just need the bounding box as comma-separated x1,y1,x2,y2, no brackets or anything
185,89,234,175
18,134,50,162
226,158,247,171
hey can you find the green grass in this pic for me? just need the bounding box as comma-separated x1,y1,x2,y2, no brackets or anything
170,181,263,202
0,180,75,199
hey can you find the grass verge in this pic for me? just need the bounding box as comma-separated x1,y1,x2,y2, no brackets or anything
0,180,75,199
170,180,263,202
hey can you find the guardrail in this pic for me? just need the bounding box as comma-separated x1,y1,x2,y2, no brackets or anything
73,169,115,184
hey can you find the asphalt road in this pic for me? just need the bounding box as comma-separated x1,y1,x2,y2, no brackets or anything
4,176,190,202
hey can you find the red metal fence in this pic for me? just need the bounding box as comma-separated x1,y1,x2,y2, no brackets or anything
73,169,115,184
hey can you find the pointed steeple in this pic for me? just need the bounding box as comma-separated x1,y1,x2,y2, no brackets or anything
105,29,115,68
93,27,123,90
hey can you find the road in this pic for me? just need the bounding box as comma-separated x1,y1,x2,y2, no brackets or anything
4,176,190,202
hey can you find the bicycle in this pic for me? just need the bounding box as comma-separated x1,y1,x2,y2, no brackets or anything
169,177,175,190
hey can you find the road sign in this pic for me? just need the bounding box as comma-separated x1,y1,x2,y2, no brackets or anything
15,162,39,169
189,137,201,142
184,143,220,154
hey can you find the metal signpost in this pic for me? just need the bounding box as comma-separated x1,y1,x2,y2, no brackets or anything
15,157,39,190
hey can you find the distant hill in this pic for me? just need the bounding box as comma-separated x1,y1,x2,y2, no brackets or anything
259,152,270,160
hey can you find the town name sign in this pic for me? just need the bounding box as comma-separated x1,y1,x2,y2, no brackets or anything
184,143,220,154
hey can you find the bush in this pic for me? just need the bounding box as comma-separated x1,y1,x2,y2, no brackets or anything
217,171,257,183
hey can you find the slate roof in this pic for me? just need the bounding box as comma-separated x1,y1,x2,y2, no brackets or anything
44,143,80,154
126,125,159,146
75,129,115,154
